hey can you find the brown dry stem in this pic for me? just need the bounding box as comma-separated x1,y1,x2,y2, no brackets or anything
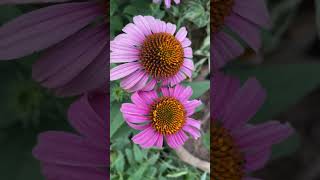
175,147,210,173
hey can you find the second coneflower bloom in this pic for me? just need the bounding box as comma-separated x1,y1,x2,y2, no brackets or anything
110,15,194,92
120,85,201,149
211,72,294,179
211,0,271,69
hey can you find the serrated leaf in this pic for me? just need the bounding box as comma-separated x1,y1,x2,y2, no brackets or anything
133,144,144,162
147,153,159,165
128,164,148,180
114,151,125,172
125,148,134,165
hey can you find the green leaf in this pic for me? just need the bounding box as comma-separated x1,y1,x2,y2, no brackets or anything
125,148,134,165
111,124,132,141
202,131,210,150
182,0,209,28
147,153,160,165
128,164,148,180
110,0,118,16
114,151,125,172
133,144,144,163
110,103,125,138
110,15,123,37
123,5,141,16
185,81,209,99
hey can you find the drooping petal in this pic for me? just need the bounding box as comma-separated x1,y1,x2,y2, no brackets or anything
53,44,108,97
33,25,107,89
0,2,102,60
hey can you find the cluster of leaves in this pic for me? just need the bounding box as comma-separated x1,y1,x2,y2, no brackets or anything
111,137,209,180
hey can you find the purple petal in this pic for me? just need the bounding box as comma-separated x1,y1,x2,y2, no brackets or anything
33,131,106,167
53,44,108,97
222,78,266,130
110,62,141,81
212,31,244,69
120,103,149,115
67,94,105,143
233,0,271,28
225,12,261,52
212,72,241,120
32,25,106,87
0,2,102,60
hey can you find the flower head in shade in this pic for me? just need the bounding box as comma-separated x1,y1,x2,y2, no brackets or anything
211,0,271,69
153,0,181,8
120,85,201,149
33,93,108,179
110,15,194,92
211,72,294,179
0,1,109,96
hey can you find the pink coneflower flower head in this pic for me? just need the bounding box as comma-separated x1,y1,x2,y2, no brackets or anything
110,15,194,92
0,1,109,96
153,0,181,8
33,93,108,179
120,85,201,149
211,0,271,69
211,72,294,180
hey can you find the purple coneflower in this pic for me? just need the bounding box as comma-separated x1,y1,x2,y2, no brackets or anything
120,85,201,149
153,0,181,8
211,72,294,179
0,1,109,96
110,15,194,92
33,93,108,179
212,0,271,69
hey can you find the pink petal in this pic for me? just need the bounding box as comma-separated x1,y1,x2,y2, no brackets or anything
110,62,141,81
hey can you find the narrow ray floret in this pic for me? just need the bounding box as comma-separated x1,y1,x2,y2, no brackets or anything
33,93,108,179
211,72,294,180
120,85,201,149
110,15,194,92
0,1,110,96
211,0,271,69
153,0,181,8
